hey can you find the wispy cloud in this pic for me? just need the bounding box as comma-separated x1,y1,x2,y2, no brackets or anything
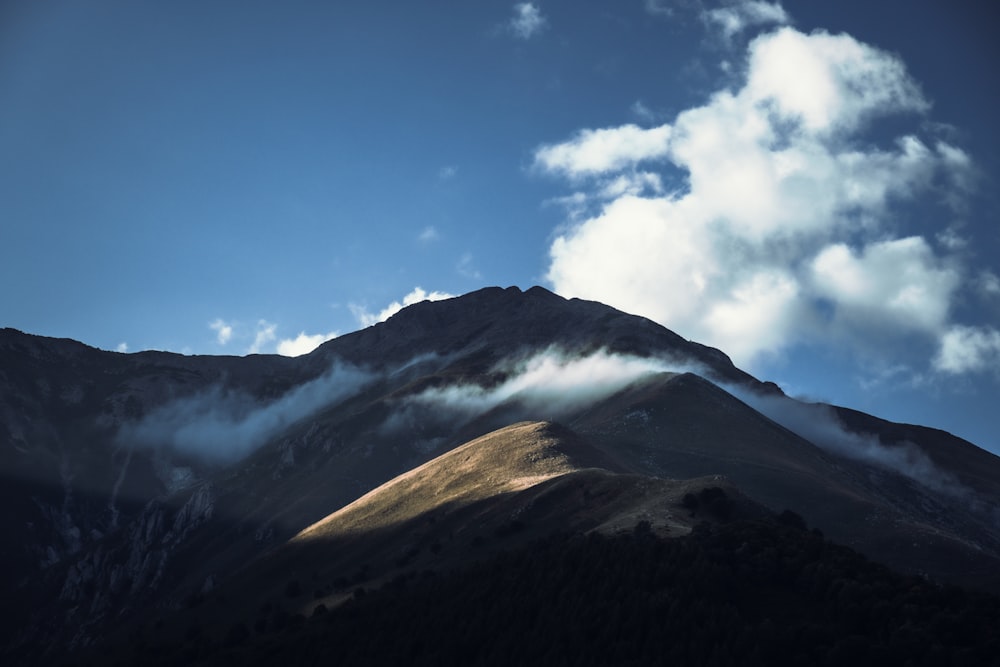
630,100,661,122
117,361,374,464
350,287,456,328
115,342,129,353
534,124,672,178
210,318,234,345
418,225,440,243
978,271,1000,297
727,383,972,497
247,320,276,355
438,165,458,181
535,25,987,373
703,1,790,41
457,253,482,280
508,2,547,40
643,0,675,17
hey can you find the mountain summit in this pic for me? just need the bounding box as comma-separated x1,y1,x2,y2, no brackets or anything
2,286,999,663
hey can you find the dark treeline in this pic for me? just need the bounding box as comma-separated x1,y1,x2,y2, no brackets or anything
81,513,1000,667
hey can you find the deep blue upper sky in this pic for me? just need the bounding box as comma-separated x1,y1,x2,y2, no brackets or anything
2,1,998,452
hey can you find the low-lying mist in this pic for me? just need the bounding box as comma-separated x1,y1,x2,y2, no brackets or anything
728,385,971,498
113,340,979,508
380,347,701,438
116,361,375,464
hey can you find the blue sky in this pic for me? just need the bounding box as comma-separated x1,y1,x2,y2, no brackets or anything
2,1,998,452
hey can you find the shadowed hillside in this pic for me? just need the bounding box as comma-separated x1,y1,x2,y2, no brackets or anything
2,286,1000,664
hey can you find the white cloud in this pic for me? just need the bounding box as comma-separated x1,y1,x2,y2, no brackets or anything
536,26,977,372
351,287,456,328
744,28,927,134
247,320,276,355
116,342,129,353
934,326,1000,374
384,347,702,434
210,318,234,345
704,1,789,40
276,331,338,357
438,165,458,181
703,269,804,361
534,124,672,178
509,3,546,40
810,238,959,334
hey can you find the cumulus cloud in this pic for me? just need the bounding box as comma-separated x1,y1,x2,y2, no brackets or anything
115,342,129,353
117,361,375,464
704,1,789,40
350,287,456,328
934,326,1000,374
277,330,338,357
508,3,546,40
810,238,959,334
536,26,977,372
248,320,277,355
210,318,234,345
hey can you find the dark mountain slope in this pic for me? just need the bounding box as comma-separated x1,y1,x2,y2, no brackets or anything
567,372,1000,590
94,520,1000,667
2,285,1000,663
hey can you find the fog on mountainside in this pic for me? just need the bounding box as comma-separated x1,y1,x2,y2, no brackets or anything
114,361,375,464
112,330,973,504
726,384,974,500
3,286,1000,666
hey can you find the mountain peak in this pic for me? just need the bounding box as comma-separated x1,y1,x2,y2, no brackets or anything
318,285,754,387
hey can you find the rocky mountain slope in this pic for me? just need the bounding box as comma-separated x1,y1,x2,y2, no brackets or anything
1,286,998,663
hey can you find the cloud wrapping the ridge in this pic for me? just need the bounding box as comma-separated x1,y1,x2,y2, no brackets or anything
381,348,702,439
728,385,970,497
350,287,456,328
536,25,978,371
117,362,375,464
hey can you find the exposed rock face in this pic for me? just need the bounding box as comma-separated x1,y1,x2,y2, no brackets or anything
1,286,998,663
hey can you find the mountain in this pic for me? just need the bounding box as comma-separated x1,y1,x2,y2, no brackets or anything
1,286,999,664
